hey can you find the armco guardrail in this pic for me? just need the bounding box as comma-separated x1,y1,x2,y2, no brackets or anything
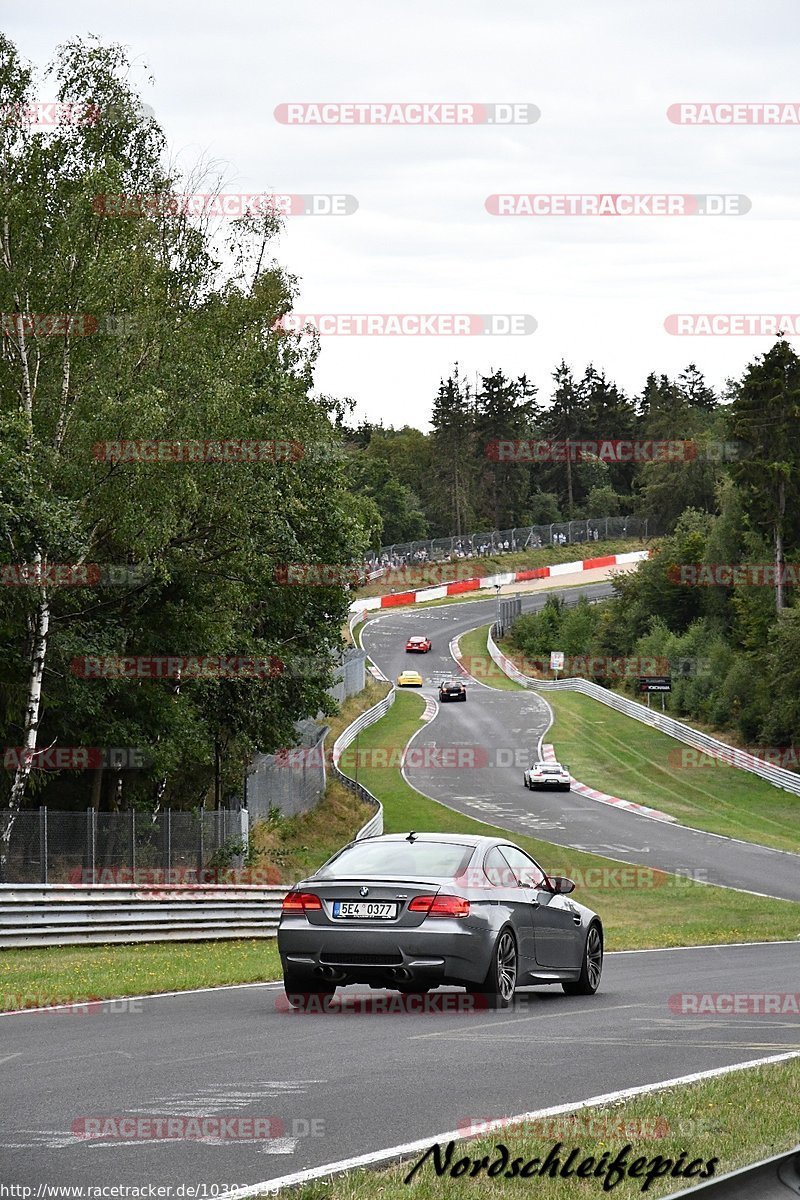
662,1143,799,1198
487,625,800,798
0,884,286,949
0,690,395,949
332,688,394,840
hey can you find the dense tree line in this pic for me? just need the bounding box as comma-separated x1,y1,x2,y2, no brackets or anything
2,31,798,828
507,339,800,749
0,36,378,834
348,359,732,546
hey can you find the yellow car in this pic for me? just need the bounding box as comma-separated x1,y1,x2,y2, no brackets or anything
397,669,424,687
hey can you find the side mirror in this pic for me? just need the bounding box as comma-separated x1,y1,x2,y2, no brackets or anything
550,875,576,895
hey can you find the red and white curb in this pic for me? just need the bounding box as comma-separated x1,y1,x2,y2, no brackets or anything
421,696,437,722
542,744,676,824
350,550,649,613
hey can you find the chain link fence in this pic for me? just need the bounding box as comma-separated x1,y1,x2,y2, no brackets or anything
367,515,652,566
0,807,248,885
245,720,329,820
328,647,366,705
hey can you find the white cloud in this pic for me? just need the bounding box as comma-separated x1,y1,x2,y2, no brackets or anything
8,0,800,427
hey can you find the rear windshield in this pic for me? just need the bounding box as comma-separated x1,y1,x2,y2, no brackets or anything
317,840,475,879
541,766,561,773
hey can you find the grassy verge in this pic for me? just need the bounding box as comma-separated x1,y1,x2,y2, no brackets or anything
534,683,798,856
337,690,800,950
455,624,524,692
0,938,283,1011
355,539,649,600
478,629,800,853
249,778,374,884
290,1057,800,1200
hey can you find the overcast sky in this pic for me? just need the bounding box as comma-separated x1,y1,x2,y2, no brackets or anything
8,0,800,428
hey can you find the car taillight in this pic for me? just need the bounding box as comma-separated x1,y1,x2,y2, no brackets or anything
408,894,470,918
282,891,322,913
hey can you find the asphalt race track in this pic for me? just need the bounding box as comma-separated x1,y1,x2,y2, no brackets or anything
3,582,798,1193
1,943,798,1188
361,586,800,903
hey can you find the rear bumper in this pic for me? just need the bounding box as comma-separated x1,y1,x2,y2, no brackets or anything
278,920,490,987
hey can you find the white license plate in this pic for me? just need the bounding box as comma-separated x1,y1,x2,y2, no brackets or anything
332,901,398,920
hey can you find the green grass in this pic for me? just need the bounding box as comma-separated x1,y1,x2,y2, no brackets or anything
355,539,649,600
471,626,800,854
0,938,282,1012
6,665,796,1012
455,624,524,691
337,690,800,950
289,1056,800,1200
542,691,800,854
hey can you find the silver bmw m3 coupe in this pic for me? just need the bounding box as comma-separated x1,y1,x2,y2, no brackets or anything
278,832,603,1010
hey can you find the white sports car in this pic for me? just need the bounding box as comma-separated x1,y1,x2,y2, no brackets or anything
524,761,571,791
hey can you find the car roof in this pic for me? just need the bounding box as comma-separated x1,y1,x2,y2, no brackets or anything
359,832,511,849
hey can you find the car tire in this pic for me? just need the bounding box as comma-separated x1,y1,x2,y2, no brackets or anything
562,923,603,996
474,928,517,1009
284,973,336,1011
460,694,467,701
523,776,529,788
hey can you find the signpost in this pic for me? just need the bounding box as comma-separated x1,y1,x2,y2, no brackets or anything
638,676,672,711
550,651,564,679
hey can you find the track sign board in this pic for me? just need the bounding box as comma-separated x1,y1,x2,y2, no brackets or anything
638,676,672,693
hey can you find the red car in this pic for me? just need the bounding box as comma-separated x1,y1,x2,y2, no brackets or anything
406,635,432,653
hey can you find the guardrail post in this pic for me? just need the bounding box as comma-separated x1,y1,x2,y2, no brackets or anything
39,806,48,884
162,808,170,875
87,808,96,883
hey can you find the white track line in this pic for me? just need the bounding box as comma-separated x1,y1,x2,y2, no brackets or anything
215,1051,800,1198
399,665,797,904
0,980,283,1018
458,621,800,860
5,945,797,1019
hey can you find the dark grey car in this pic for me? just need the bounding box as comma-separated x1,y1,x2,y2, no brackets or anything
278,832,603,1010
